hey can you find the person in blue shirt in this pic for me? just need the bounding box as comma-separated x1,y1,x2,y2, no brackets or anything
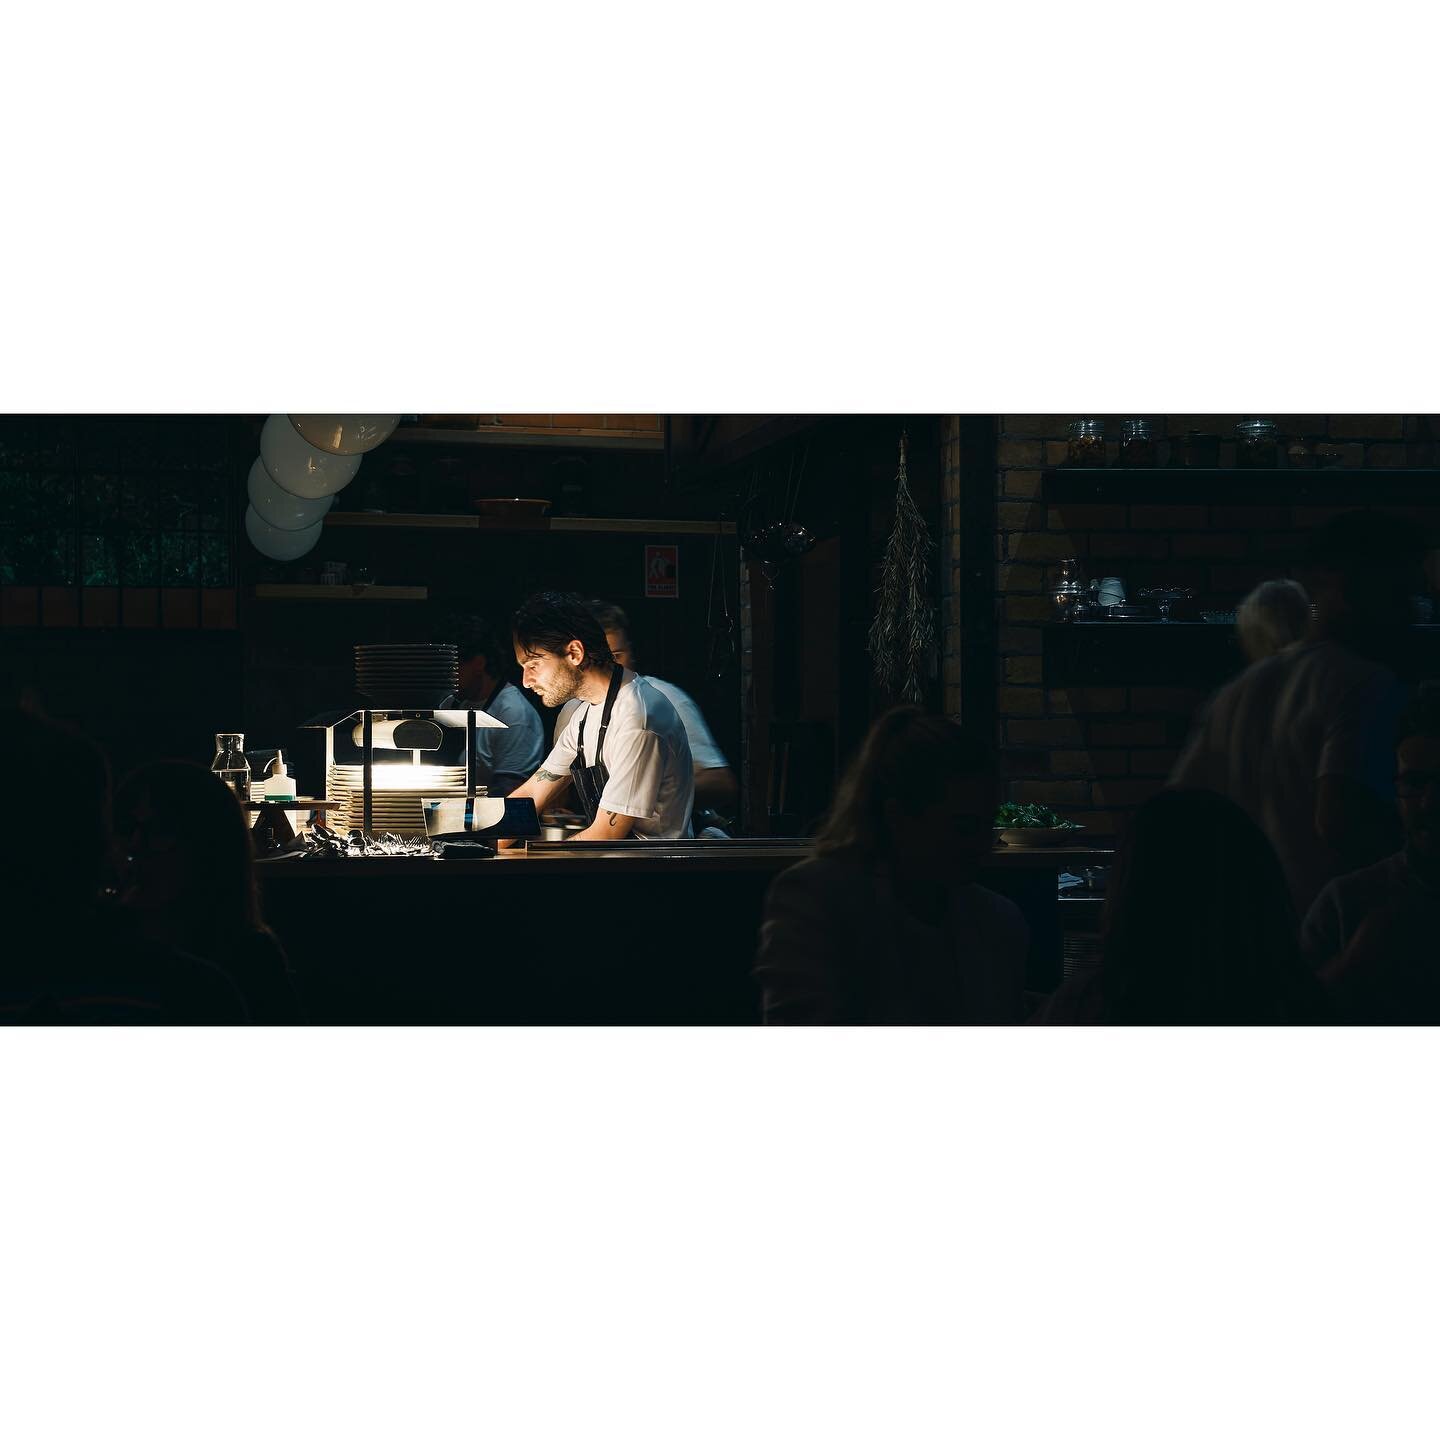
440,614,545,796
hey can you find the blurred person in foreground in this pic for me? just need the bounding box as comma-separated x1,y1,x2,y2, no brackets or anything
1236,578,1310,663
1034,789,1330,1025
1301,686,1440,1022
752,707,1027,1025
114,761,303,1023
1170,510,1422,919
0,711,247,1023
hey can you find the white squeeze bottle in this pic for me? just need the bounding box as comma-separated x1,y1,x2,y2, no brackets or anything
264,749,298,802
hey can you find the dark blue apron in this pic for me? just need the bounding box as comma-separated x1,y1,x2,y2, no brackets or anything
570,666,624,824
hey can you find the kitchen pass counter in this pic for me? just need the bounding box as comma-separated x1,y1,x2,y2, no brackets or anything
256,839,1107,1021
258,839,814,878
257,838,1114,878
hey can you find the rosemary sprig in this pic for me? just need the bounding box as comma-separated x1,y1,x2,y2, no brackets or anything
867,433,936,703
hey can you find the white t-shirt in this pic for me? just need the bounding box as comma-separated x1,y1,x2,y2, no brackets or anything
1170,640,1409,919
546,672,695,839
643,677,728,771
560,677,729,773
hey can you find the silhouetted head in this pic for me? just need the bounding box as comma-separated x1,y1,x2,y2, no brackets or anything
511,591,614,708
1396,686,1440,862
441,613,511,697
113,760,260,957
585,599,634,671
1297,509,1427,656
1101,788,1324,1023
0,708,109,915
1236,578,1310,662
814,706,996,884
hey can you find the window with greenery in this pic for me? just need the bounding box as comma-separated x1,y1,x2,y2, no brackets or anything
0,418,237,588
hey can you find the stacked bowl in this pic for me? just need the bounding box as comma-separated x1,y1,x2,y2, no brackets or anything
354,644,459,708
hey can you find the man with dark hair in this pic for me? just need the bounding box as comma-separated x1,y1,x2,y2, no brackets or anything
581,599,737,812
504,591,694,841
1301,685,1440,1020
1170,508,1422,918
439,613,544,796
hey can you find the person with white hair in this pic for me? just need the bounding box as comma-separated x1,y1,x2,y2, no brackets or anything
1170,511,1420,919
1236,578,1311,663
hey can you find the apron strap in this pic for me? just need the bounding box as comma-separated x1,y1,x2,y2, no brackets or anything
576,666,624,769
593,665,623,767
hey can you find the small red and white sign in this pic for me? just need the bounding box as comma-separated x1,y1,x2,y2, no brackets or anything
645,544,678,599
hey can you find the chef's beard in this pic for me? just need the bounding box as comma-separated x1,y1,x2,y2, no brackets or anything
533,668,582,709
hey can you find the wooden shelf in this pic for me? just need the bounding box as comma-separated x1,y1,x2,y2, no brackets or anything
324,512,735,536
1043,621,1244,687
550,517,735,535
1043,468,1440,505
326,513,479,529
1043,621,1440,686
390,425,664,452
253,584,428,601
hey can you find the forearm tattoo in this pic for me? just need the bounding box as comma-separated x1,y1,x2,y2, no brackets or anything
536,768,566,783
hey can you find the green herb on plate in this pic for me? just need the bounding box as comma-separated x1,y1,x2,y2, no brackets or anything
994,802,1081,830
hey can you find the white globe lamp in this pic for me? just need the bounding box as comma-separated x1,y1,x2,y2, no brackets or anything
289,414,401,456
260,414,361,500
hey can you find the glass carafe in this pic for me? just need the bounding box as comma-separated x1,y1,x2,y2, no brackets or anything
211,732,251,802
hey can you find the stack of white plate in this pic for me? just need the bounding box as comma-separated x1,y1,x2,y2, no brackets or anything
354,644,459,707
326,763,470,836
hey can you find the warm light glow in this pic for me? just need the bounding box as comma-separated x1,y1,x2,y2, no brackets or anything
332,763,467,792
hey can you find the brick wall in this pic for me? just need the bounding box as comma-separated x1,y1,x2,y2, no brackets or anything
982,415,1436,842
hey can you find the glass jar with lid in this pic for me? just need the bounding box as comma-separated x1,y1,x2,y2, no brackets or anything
1066,419,1106,467
1285,435,1324,470
1172,431,1220,468
1119,418,1159,467
1050,556,1089,621
1235,419,1281,468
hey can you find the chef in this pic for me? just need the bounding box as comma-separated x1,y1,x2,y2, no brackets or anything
439,614,545,796
501,590,694,841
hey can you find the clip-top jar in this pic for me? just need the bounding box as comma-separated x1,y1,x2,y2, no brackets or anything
1119,418,1158,467
1067,419,1106,467
1172,431,1220,468
1235,419,1280,469
211,732,251,802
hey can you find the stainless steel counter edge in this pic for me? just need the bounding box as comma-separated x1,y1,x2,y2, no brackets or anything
256,843,1115,877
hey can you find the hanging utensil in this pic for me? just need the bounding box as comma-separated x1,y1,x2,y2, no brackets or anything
707,516,736,678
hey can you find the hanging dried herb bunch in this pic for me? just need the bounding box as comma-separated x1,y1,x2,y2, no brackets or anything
867,432,936,703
